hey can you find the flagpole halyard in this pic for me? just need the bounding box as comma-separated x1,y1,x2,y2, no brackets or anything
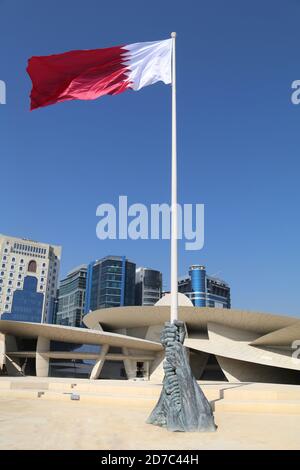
170,31,178,323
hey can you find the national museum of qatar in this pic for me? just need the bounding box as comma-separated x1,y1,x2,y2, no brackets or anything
0,294,300,384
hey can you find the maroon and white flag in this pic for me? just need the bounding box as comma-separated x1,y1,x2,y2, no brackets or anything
27,39,172,110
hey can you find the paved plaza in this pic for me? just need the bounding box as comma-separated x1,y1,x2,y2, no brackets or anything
0,377,300,450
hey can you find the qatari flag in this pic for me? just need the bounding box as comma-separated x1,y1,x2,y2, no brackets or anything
27,39,172,110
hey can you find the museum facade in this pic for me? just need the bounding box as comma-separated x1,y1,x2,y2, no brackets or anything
0,293,300,384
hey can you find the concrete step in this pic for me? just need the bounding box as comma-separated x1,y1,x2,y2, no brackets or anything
10,381,49,390
2,378,300,415
2,387,300,415
48,381,161,396
223,387,300,402
0,383,220,406
0,379,222,401
47,383,221,401
0,388,158,407
215,399,300,414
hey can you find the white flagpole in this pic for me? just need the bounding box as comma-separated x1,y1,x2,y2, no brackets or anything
170,32,178,323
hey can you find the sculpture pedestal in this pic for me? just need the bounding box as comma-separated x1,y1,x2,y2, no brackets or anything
147,321,217,432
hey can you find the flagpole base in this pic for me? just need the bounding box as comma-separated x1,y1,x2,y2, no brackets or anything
147,321,217,432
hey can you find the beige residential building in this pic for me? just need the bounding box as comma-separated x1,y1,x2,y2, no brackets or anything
0,234,61,323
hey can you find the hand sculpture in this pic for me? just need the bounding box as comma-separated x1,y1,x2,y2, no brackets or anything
147,320,217,432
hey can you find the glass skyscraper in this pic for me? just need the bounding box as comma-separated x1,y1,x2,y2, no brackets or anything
55,265,87,327
84,256,136,312
135,267,162,306
178,265,231,308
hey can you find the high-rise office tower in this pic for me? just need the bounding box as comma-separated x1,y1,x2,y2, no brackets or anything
0,234,61,323
55,265,87,327
135,267,162,306
84,256,136,312
178,265,231,308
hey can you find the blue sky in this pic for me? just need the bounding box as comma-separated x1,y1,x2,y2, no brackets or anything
1,0,300,316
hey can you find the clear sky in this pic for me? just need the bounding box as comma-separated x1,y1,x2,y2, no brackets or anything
1,0,299,316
